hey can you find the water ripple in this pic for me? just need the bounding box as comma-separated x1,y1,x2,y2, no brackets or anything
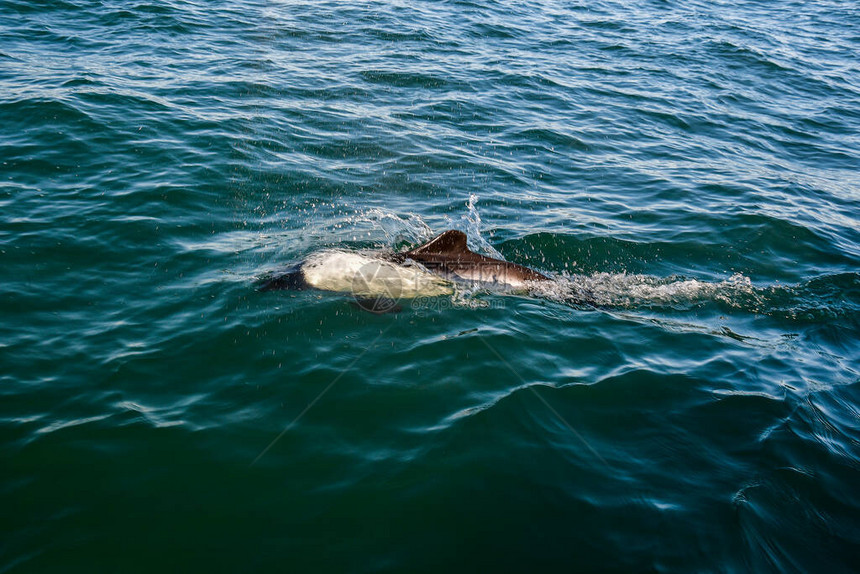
2,0,858,571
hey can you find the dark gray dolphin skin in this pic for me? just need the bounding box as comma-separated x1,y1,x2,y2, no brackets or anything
393,230,549,288
257,261,309,291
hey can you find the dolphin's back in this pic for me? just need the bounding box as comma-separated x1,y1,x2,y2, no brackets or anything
406,229,470,257
406,230,549,287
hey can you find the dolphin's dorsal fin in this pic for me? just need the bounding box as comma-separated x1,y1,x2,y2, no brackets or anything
408,230,469,255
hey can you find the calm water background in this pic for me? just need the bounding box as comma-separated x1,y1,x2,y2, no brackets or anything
2,0,859,571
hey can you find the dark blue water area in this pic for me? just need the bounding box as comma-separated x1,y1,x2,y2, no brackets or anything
1,0,859,572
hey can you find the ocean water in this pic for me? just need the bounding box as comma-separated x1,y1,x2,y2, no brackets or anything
2,0,858,571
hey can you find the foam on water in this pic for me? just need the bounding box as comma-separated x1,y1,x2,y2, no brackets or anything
532,271,757,308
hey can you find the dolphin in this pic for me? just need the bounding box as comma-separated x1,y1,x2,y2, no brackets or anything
258,229,549,298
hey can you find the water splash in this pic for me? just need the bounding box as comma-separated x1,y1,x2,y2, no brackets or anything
463,193,484,241
444,194,505,258
354,208,433,247
531,271,758,308
523,271,860,323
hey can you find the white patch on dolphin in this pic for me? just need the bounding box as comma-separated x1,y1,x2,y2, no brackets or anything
301,251,453,298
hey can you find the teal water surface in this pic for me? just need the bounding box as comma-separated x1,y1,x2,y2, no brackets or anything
2,0,859,571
